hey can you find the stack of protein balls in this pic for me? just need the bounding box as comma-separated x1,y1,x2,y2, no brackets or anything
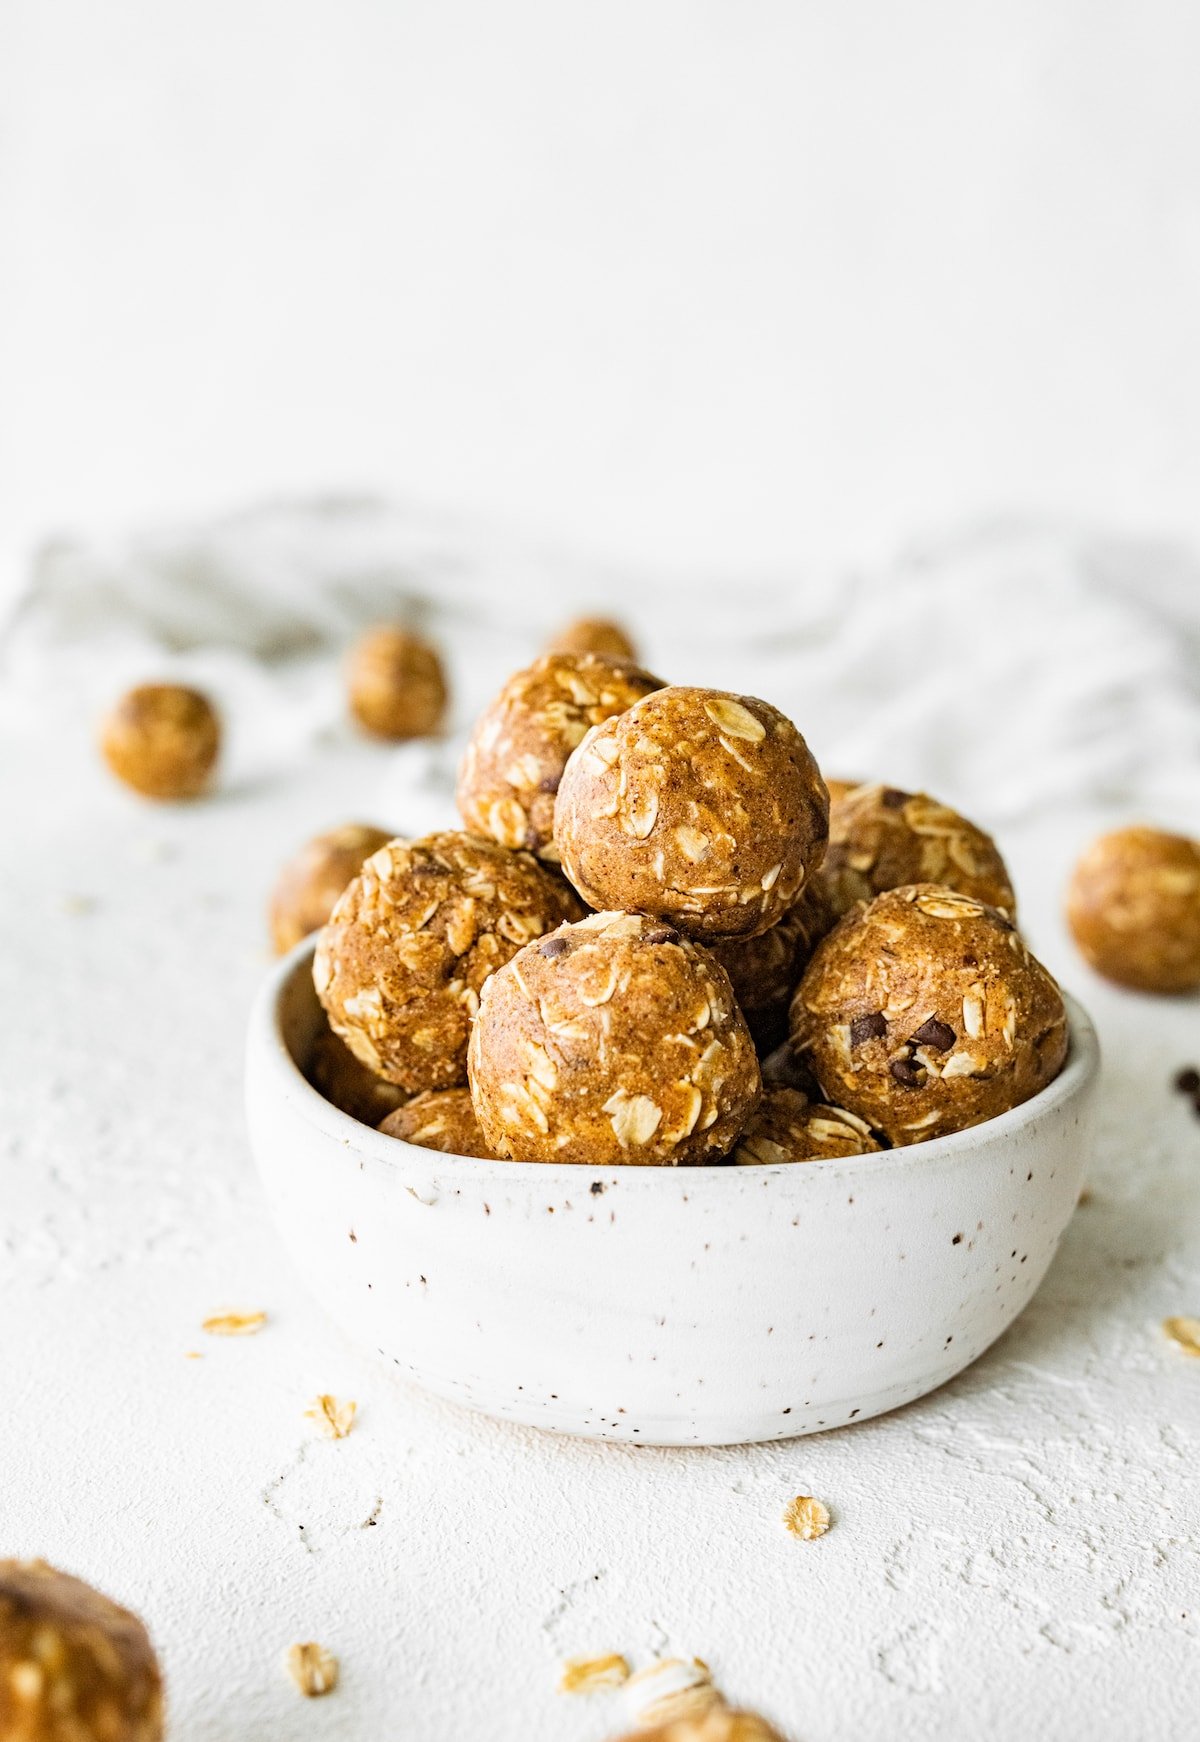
301,627,1070,1165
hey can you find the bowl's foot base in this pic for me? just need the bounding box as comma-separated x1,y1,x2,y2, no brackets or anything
375,1347,986,1446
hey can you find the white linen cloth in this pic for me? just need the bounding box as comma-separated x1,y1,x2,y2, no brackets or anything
3,499,1197,832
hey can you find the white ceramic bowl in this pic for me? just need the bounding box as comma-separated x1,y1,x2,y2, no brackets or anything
245,942,1100,1446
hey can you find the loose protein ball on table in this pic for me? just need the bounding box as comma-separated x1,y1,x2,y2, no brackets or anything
821,783,1015,921
99,683,220,800
314,832,584,1092
379,1088,498,1157
457,650,663,858
1066,826,1200,994
269,823,393,955
306,1024,407,1125
546,615,639,662
709,878,834,1053
346,625,447,740
0,1559,163,1742
554,687,829,940
468,910,761,1165
611,1709,787,1742
790,884,1068,1147
729,1085,881,1163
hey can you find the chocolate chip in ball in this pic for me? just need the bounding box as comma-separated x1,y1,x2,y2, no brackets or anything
1173,1066,1200,1095
881,787,910,809
539,934,573,959
889,1057,925,1088
910,1016,956,1051
641,923,681,945
850,1012,888,1047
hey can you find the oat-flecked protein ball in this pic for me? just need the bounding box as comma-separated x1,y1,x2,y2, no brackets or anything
613,1712,787,1742
709,879,834,1053
269,823,393,954
457,651,663,858
1066,826,1200,994
314,832,584,1091
546,616,639,662
790,884,1068,1147
729,1086,881,1163
554,687,829,940
468,910,761,1164
378,1088,498,1157
99,683,220,800
0,1559,164,1742
305,1024,408,1126
821,783,1015,921
346,625,448,740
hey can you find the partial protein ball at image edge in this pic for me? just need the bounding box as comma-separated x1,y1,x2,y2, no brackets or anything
0,1559,164,1742
1066,825,1200,995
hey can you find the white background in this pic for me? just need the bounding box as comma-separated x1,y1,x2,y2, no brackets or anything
6,0,1200,595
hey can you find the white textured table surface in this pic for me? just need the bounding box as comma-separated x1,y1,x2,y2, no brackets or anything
3,707,1198,1741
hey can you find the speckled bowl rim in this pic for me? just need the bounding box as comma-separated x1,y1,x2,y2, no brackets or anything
251,939,1101,1186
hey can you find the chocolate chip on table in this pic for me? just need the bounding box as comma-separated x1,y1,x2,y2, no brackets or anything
910,1016,956,1051
850,1012,888,1047
1174,1066,1200,1095
888,1057,924,1088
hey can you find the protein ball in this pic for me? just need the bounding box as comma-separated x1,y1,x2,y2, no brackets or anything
729,1086,881,1163
99,683,219,800
615,1712,787,1742
790,884,1068,1147
822,783,1015,921
468,910,761,1165
0,1559,163,1742
379,1088,498,1157
546,616,638,662
314,831,583,1091
554,687,829,940
269,823,393,955
306,1024,407,1126
457,650,663,859
709,878,834,1053
1066,826,1200,994
346,625,447,740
